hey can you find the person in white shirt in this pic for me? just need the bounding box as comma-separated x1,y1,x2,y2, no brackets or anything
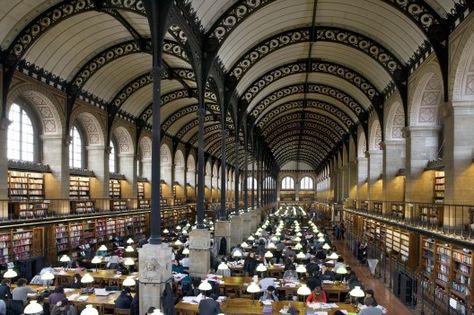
180,256,190,268
259,277,277,290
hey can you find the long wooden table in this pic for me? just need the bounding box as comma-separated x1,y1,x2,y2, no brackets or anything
53,268,138,287
175,298,358,315
216,276,349,302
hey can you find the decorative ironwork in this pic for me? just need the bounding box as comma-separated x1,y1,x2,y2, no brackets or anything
168,24,188,45
242,60,380,104
208,0,276,43
111,72,153,109
230,26,404,81
175,115,218,140
271,138,329,160
163,39,189,61
249,83,365,119
268,131,334,153
260,112,346,138
265,122,343,145
255,100,355,129
162,103,220,132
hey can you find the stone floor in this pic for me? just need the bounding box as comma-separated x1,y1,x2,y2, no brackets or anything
334,240,414,315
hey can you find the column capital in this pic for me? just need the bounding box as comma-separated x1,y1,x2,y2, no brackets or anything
379,139,405,149
402,125,440,138
0,117,11,130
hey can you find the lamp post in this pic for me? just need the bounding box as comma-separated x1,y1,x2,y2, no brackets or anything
91,256,102,272
123,276,136,288
80,273,95,293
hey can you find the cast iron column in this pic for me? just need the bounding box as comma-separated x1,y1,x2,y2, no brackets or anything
219,106,227,220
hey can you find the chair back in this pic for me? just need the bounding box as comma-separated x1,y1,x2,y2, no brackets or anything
114,308,131,315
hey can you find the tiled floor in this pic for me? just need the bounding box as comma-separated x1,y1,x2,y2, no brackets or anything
334,240,414,315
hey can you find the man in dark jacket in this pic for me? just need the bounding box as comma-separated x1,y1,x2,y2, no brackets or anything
0,279,11,300
114,288,133,309
198,291,221,315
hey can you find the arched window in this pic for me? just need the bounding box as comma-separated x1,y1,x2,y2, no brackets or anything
7,103,35,162
300,176,314,190
246,177,257,190
281,176,294,190
109,141,117,173
69,126,83,168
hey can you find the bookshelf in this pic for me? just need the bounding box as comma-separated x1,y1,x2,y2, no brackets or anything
12,229,33,261
0,232,10,264
116,218,127,237
71,200,95,214
434,170,445,204
452,248,472,298
8,171,48,218
391,203,405,219
421,237,435,279
55,224,69,253
109,179,121,198
106,219,116,240
420,205,443,226
110,200,127,211
69,223,83,249
373,202,382,214
436,243,451,287
138,182,150,209
83,220,96,245
96,219,106,243
69,176,90,200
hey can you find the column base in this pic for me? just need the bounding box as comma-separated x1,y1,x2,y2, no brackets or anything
214,220,231,255
138,243,172,314
230,216,243,247
189,229,211,278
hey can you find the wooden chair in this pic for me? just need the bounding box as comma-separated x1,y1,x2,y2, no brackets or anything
114,308,131,315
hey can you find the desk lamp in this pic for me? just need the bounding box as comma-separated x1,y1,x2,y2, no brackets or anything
246,281,261,304
151,309,164,315
91,256,102,272
124,257,135,273
3,268,17,279
322,243,331,250
182,247,190,255
81,305,99,315
23,300,43,315
198,280,212,292
123,276,136,287
59,255,71,269
328,252,339,260
125,245,135,253
40,271,55,289
80,273,95,294
349,285,365,307
256,263,267,277
126,238,134,245
297,284,311,302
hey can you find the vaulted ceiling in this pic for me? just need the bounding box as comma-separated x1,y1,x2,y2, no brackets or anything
0,0,466,171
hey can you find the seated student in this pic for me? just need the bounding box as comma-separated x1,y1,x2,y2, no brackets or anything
198,290,221,315
259,285,279,302
51,299,77,315
12,278,36,305
48,287,67,306
306,286,327,304
358,297,384,315
107,255,120,269
172,260,185,274
0,299,5,315
0,279,11,301
321,269,335,281
114,287,133,309
306,272,322,291
259,277,277,291
70,273,83,289
183,278,201,297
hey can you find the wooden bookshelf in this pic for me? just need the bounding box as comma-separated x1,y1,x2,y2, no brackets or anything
110,199,127,211
55,224,69,253
83,220,96,246
421,237,435,279
69,223,83,249
12,229,33,261
0,232,10,264
420,205,443,226
106,219,116,240
434,170,445,204
452,248,472,299
71,200,95,214
436,243,451,287
8,171,48,218
109,179,121,198
391,203,404,219
69,176,90,200
116,218,127,237
96,218,106,243
138,182,145,199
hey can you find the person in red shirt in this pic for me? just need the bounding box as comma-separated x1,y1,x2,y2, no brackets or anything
306,286,328,304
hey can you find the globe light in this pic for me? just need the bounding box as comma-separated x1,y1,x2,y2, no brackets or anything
24,300,44,314
297,284,311,296
3,269,17,279
256,263,267,272
198,281,212,291
98,244,108,251
81,273,94,284
81,305,99,315
217,262,229,270
123,276,136,287
296,264,307,274
349,286,365,297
